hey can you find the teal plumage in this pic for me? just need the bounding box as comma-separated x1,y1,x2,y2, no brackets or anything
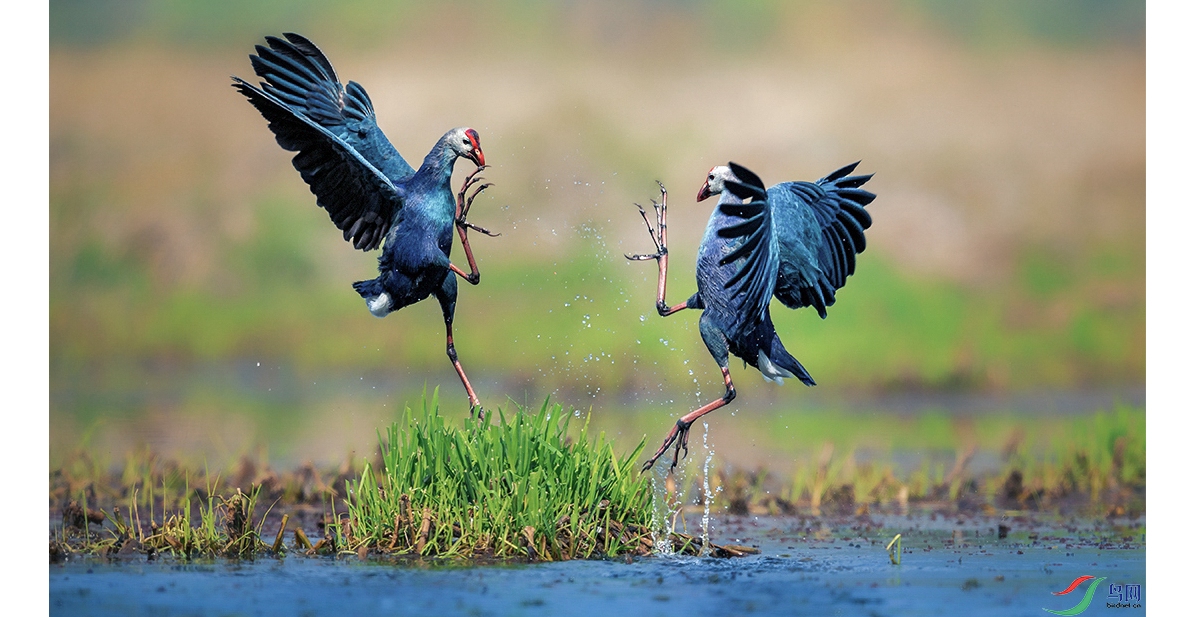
629,161,875,471
232,33,491,410
769,162,876,319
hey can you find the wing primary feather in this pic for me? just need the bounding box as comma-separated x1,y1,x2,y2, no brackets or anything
252,55,324,97
282,32,340,83
719,231,765,265
716,215,764,238
821,161,861,182
837,211,867,252
345,81,375,115
836,173,874,189
719,203,762,218
728,162,766,191
724,180,767,202
255,44,327,86
769,162,876,315
232,76,398,252
835,188,877,206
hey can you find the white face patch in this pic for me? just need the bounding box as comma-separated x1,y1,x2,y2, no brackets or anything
367,292,392,317
709,166,734,195
451,128,472,157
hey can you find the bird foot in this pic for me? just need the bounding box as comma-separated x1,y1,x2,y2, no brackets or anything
455,166,499,236
624,183,668,261
641,418,692,473
624,249,665,261
623,202,665,261
456,218,499,237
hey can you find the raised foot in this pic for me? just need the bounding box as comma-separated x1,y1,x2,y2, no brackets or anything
624,182,668,261
641,418,693,473
457,165,500,237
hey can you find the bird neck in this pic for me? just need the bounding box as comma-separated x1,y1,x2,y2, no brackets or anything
414,137,460,186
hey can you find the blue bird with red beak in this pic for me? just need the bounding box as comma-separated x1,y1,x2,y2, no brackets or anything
232,33,496,411
628,161,875,471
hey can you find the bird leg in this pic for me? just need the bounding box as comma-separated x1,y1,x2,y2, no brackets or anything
642,367,737,473
624,182,688,316
445,323,482,414
451,166,498,286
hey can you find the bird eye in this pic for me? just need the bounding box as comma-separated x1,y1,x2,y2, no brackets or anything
708,175,714,180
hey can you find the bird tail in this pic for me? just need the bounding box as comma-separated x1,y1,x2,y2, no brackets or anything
352,279,381,298
758,333,816,387
352,278,392,318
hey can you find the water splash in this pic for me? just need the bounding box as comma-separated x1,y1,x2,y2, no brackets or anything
648,471,676,557
701,421,714,557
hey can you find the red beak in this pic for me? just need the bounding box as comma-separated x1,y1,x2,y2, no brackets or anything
464,129,485,167
697,181,713,202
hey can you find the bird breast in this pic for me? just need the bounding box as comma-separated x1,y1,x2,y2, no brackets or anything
695,208,748,317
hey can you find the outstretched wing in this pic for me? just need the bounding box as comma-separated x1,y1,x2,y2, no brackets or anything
772,161,875,317
717,162,779,328
248,33,416,183
233,77,402,251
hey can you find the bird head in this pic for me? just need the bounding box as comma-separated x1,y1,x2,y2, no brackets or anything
696,165,737,202
449,127,486,167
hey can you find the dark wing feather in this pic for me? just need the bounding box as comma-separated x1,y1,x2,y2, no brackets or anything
772,162,875,317
249,33,416,183
232,77,402,251
716,162,779,328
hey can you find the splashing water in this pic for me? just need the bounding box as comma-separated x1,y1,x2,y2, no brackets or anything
701,421,714,557
648,471,676,557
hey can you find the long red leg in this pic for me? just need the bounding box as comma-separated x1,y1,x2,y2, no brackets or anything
642,367,736,472
445,325,481,412
625,182,688,317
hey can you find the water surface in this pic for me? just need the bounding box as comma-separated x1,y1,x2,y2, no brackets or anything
51,515,1146,616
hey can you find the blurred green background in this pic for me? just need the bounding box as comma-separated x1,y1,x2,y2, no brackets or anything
50,0,1144,470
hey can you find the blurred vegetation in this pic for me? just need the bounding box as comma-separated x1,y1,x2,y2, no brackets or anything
50,0,1144,464
52,234,1143,392
50,0,1143,50
51,401,1146,560
711,404,1145,518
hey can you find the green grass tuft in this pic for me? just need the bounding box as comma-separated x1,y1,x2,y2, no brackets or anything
341,391,655,560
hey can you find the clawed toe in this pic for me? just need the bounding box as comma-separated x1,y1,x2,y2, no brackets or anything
641,419,692,473
627,202,666,260
455,172,499,236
